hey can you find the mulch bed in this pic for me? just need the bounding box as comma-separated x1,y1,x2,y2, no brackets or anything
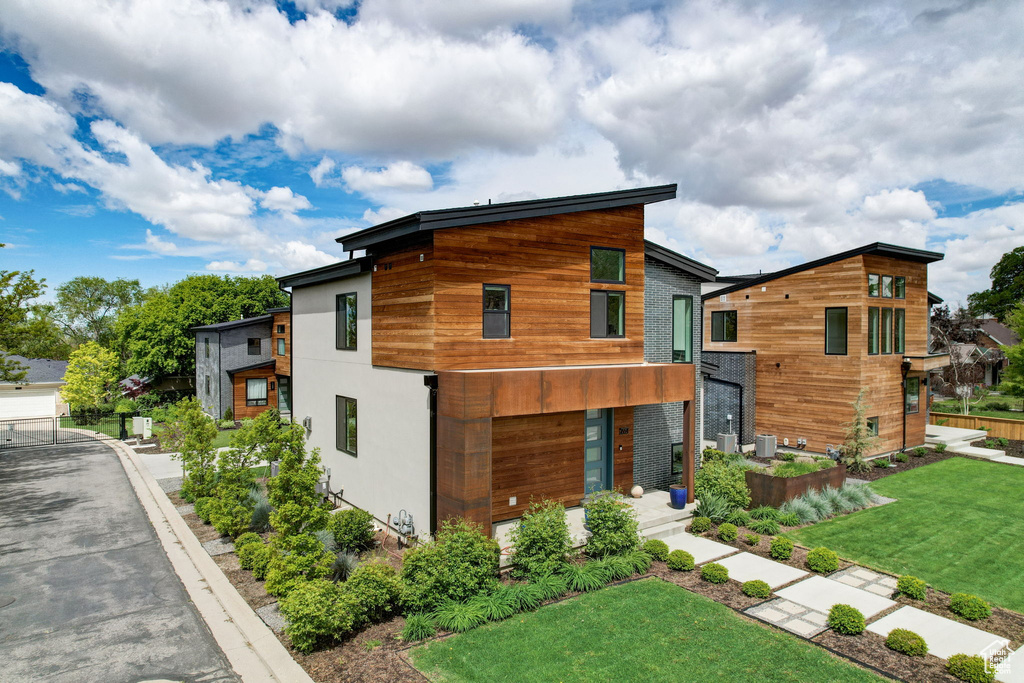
814,631,958,682
972,438,1024,457
686,523,854,575
844,449,960,482
893,588,1024,647
648,562,761,610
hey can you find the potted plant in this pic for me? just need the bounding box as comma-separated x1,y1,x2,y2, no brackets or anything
669,483,688,509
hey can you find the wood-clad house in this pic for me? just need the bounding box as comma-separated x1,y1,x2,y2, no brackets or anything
280,185,716,538
702,244,949,456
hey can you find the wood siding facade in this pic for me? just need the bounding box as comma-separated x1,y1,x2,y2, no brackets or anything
272,311,291,376
231,366,278,420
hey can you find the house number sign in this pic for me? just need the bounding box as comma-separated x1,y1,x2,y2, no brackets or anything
618,427,629,435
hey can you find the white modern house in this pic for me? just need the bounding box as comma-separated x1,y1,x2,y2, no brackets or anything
0,355,69,419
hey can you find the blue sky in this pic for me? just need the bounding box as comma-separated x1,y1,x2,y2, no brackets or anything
1,0,1022,305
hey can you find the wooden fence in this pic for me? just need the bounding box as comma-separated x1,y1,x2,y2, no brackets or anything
930,412,1024,440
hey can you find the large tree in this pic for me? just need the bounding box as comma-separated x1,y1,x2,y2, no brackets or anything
998,302,1024,407
968,246,1024,321
54,276,142,348
115,274,288,381
0,244,47,381
5,304,73,360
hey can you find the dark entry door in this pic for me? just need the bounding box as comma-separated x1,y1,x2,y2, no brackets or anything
584,408,612,494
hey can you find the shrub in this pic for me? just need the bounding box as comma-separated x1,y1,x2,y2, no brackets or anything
694,492,735,523
769,536,794,560
778,451,796,462
694,460,751,510
725,509,751,527
331,550,359,582
237,539,268,570
806,547,839,573
249,487,272,533
839,483,874,509
345,562,403,625
886,628,928,656
529,572,569,601
949,593,991,621
700,562,729,584
234,532,263,550
874,458,891,469
828,604,865,635
329,508,376,552
897,575,927,601
223,407,234,422
561,562,607,592
821,486,855,514
469,588,518,622
194,497,216,523
744,533,760,546
210,500,254,538
667,549,695,571
689,516,712,533
250,544,274,579
894,451,909,463
166,398,219,502
749,506,779,521
218,419,235,429
279,579,358,653
594,554,635,581
401,614,436,642
401,518,500,613
778,512,801,527
701,447,744,464
988,401,1011,412
912,446,928,457
781,498,818,525
266,423,331,538
265,533,334,597
717,523,738,542
431,600,487,633
742,579,771,598
749,519,780,535
506,581,545,610
622,550,652,575
314,528,337,554
935,443,948,453
642,539,669,562
509,500,572,578
803,491,833,520
772,461,823,478
583,491,641,557
947,654,996,682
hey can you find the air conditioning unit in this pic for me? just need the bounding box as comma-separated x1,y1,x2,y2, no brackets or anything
716,433,738,454
756,434,778,459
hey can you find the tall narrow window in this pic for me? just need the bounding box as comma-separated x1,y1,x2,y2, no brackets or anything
205,376,211,395
881,308,893,354
868,273,880,297
590,247,625,283
204,337,210,358
868,307,880,355
246,378,268,406
711,311,737,342
336,292,357,350
590,291,624,338
905,377,920,414
867,416,879,436
825,307,848,355
277,323,286,334
277,338,286,356
336,396,357,455
483,284,510,339
672,295,693,362
894,309,905,354
671,442,684,475
894,276,906,299
881,275,894,298
247,338,261,355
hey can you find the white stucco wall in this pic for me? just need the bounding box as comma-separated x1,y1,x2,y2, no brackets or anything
291,271,432,539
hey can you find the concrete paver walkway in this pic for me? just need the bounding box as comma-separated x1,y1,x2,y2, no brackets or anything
830,566,898,596
663,533,739,565
774,574,896,618
867,605,1009,659
0,440,238,683
715,552,808,589
746,598,830,637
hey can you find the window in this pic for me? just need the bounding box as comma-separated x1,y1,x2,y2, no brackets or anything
204,337,210,358
894,276,906,299
868,274,880,297
590,246,625,283
825,307,848,355
336,292,357,350
672,296,693,363
277,323,286,334
205,376,210,395
336,396,357,455
482,284,510,339
671,442,684,476
881,308,893,354
246,378,268,406
711,310,737,342
277,338,286,356
590,290,624,338
868,307,879,355
905,377,920,414
247,338,261,355
881,275,894,298
894,309,905,354
867,416,879,436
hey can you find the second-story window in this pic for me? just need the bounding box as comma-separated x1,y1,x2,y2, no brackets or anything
247,338,261,355
881,275,894,298
672,295,692,362
881,308,893,354
711,310,737,342
825,307,848,355
483,284,510,338
277,338,286,356
894,276,906,299
591,247,625,283
868,307,880,355
336,292,357,350
868,274,880,297
590,291,624,338
895,308,905,353
277,323,286,334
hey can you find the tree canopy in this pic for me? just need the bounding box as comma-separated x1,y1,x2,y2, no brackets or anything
0,244,46,381
60,341,118,410
968,246,1024,321
54,276,142,348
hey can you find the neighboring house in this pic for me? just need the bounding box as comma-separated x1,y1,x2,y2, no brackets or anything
702,243,949,456
0,355,69,419
975,318,1019,386
193,307,291,421
280,184,714,538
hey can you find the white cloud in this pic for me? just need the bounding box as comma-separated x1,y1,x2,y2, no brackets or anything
342,161,433,194
862,189,936,222
309,156,337,187
261,186,313,214
358,0,575,36
278,240,337,270
206,258,268,272
361,206,409,225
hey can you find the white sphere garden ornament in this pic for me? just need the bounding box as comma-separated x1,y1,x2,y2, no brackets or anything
630,485,644,498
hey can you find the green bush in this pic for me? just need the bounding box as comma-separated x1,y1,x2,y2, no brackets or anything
251,544,274,579
505,581,545,610
694,492,735,523
946,654,996,683
885,628,928,656
209,500,253,538
897,575,927,601
772,461,824,478
265,533,334,597
469,588,518,621
279,579,359,653
237,539,268,570
701,447,744,464
401,614,436,642
432,599,487,633
777,512,801,527
717,523,738,542
509,500,572,578
345,562,403,625
248,487,272,533
234,532,263,550
874,458,891,468
700,562,729,584
584,491,641,557
666,549,694,571
744,533,760,546
769,536,794,560
749,518,780,535
642,539,669,562
725,509,751,527
267,422,331,538
694,460,751,510
193,497,216,523
749,506,779,521
806,547,839,573
529,572,570,601
949,593,991,621
623,549,652,575
935,443,948,453
401,518,500,613
594,554,635,581
778,451,796,462
912,446,928,457
689,516,712,533
329,508,376,552
828,604,865,635
561,562,607,592
223,407,234,422
742,579,771,598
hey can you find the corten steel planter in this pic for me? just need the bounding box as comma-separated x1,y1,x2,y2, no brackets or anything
744,463,847,508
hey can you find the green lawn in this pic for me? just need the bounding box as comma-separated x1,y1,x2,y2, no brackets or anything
212,428,236,449
411,579,883,683
788,457,1024,612
58,415,132,438
933,399,1024,421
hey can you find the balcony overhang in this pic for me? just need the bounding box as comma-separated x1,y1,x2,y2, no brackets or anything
903,354,951,373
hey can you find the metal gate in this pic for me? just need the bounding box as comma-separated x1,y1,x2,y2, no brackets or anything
0,412,133,450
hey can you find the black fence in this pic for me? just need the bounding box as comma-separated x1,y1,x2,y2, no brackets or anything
0,412,136,450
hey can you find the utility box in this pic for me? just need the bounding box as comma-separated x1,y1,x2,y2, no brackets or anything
756,434,778,459
132,416,152,439
716,433,738,454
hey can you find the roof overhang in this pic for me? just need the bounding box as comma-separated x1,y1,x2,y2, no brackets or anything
644,240,717,281
226,360,277,375
191,314,272,333
277,257,371,289
904,354,951,372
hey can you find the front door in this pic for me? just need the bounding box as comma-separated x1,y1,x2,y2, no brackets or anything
584,408,612,494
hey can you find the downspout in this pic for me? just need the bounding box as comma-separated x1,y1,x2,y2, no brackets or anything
424,374,438,535
901,360,911,452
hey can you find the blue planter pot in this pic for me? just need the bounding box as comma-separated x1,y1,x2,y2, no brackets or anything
669,486,688,509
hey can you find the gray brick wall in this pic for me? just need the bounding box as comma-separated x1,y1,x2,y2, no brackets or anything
702,350,756,445
633,255,703,491
195,331,220,418
194,320,272,419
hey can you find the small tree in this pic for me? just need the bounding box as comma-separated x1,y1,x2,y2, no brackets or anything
841,389,879,473
165,397,218,501
60,341,118,411
267,423,330,539
931,305,1002,414
208,413,279,537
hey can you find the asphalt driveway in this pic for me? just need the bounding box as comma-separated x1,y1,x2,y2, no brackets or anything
0,439,239,682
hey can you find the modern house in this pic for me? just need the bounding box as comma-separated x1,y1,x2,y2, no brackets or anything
193,307,291,421
702,243,949,456
0,355,69,419
971,319,1019,387
279,185,715,538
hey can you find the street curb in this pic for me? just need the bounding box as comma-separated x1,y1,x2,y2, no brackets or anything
105,437,313,683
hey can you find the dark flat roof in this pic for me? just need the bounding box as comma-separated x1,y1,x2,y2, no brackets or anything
338,184,678,252
644,240,717,281
266,306,290,314
226,359,276,375
928,291,944,306
277,257,371,289
191,314,272,332
702,242,944,300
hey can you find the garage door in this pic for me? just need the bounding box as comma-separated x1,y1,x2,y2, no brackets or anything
0,389,57,419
